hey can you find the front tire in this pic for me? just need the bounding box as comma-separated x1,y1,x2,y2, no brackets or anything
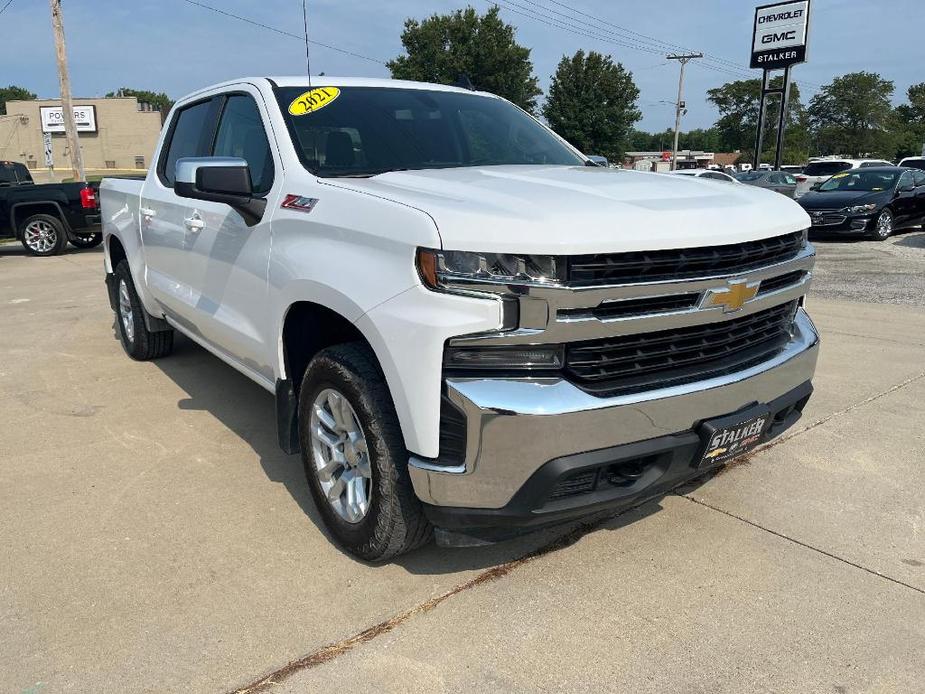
70,232,103,249
870,208,893,241
298,343,432,561
20,214,67,256
113,260,174,360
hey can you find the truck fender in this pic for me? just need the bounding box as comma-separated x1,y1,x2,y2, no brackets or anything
9,200,75,240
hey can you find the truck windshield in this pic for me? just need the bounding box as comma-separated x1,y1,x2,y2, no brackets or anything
274,86,585,177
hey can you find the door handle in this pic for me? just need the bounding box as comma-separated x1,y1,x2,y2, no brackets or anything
183,214,204,232
140,207,155,217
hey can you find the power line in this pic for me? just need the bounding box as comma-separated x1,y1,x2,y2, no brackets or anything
540,0,750,73
490,0,825,91
0,0,16,16
181,0,386,65
489,1,754,82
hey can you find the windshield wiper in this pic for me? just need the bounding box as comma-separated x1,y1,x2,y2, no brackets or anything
322,167,412,178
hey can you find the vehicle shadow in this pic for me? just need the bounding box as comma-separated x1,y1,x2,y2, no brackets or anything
895,230,925,248
146,331,714,574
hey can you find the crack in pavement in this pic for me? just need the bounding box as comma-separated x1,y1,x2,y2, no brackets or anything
227,510,630,693
680,495,925,596
719,370,925,474
821,328,925,348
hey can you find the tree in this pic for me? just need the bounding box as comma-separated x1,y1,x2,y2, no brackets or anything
894,82,925,159
105,87,173,113
388,7,542,113
808,72,895,157
707,77,809,162
0,85,37,116
541,50,640,161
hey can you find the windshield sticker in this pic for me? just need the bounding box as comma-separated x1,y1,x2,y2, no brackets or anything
288,87,340,116
830,172,849,178
871,187,883,191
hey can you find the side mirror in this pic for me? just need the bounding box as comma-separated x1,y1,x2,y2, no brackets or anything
174,157,266,226
586,155,609,167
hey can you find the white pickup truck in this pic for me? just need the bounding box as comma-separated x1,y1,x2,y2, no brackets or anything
101,77,819,560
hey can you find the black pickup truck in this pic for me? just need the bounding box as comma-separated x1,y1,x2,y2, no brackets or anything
0,160,102,256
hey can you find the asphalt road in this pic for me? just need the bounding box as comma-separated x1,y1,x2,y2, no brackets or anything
1,238,923,693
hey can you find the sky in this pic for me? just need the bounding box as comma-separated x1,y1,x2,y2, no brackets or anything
1,0,921,133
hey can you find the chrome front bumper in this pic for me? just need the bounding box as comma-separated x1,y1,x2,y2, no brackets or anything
410,308,819,509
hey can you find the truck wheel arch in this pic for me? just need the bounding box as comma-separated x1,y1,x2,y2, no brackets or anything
11,201,71,240
277,301,404,455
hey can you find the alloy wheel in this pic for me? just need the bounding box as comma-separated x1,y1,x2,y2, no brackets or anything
118,279,135,344
309,388,372,523
876,210,893,239
23,220,58,254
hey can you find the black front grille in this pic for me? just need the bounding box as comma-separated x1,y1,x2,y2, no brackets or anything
758,270,806,295
567,231,804,286
565,301,797,396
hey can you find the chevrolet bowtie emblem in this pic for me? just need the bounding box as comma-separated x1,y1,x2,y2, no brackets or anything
702,279,760,313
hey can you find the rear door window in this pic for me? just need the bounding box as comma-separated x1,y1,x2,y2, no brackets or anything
159,99,217,186
913,170,925,187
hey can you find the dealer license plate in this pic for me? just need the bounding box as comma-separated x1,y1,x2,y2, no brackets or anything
698,408,771,467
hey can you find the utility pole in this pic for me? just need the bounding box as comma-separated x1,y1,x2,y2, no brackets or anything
666,53,702,171
49,0,85,182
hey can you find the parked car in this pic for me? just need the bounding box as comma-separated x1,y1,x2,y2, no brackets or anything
797,167,925,240
669,168,738,183
898,157,925,172
0,160,102,255
734,170,798,197
780,165,804,175
100,77,819,560
794,158,893,199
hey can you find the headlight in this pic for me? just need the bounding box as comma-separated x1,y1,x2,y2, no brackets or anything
417,248,562,291
840,203,878,214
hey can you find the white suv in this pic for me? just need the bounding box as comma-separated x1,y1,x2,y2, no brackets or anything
898,156,925,171
795,158,893,198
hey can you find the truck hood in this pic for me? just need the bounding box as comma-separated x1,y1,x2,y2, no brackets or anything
324,165,811,254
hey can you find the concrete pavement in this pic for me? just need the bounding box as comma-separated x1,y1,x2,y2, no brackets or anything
1,238,923,693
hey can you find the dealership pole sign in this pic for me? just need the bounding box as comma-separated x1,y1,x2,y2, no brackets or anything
751,0,810,69
750,0,811,171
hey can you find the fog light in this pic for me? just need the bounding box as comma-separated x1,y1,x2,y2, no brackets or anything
444,345,564,370
850,218,868,230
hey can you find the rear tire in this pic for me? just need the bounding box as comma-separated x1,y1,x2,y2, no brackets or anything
113,260,174,360
20,214,67,256
298,343,432,561
70,232,103,249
